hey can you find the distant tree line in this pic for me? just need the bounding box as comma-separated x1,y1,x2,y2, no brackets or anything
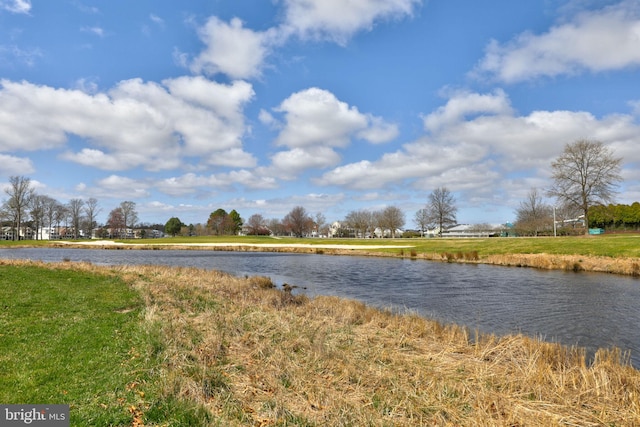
589,203,640,231
337,206,405,238
244,207,322,238
0,175,164,240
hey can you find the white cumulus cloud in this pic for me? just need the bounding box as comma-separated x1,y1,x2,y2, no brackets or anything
190,17,276,79
265,87,398,179
423,89,513,132
95,175,151,199
271,146,342,178
0,77,256,172
274,88,368,148
0,154,34,175
273,87,396,148
187,1,421,80
317,90,640,192
280,0,421,44
474,1,640,83
157,170,278,197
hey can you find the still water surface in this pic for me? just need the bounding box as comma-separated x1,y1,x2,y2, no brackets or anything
3,247,639,366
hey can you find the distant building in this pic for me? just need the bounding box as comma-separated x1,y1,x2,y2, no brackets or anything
1,226,35,240
37,226,62,240
329,221,354,238
440,224,503,238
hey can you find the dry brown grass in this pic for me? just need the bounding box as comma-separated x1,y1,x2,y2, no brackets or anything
483,253,640,276
315,248,640,277
5,259,640,426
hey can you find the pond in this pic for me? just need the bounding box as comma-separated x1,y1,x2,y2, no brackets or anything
2,247,639,366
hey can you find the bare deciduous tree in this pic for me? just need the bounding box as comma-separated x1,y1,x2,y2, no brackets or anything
344,209,373,238
414,208,430,236
246,213,269,235
548,139,622,233
4,176,34,240
268,218,285,236
283,206,313,237
378,206,405,238
41,196,61,239
67,198,85,239
54,203,69,238
315,212,327,237
84,197,100,239
107,207,126,238
120,201,138,232
427,187,457,236
514,188,552,236
29,194,48,240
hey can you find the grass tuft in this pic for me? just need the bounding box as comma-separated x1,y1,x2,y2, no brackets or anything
464,250,479,261
248,275,276,289
632,262,640,277
443,252,455,262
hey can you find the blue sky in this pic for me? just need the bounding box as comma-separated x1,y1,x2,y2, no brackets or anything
1,0,639,227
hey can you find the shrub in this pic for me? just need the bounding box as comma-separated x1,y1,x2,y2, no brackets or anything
443,252,455,262
464,251,479,261
249,276,275,289
402,231,422,238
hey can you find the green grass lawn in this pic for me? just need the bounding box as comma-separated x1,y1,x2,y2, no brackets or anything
0,263,208,426
403,234,640,258
1,233,639,258
0,239,52,247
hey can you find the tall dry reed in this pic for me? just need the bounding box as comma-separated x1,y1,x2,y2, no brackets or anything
6,259,640,426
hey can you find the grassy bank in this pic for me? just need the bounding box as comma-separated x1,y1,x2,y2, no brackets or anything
2,259,640,425
119,233,640,258
14,233,640,258
0,260,210,426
